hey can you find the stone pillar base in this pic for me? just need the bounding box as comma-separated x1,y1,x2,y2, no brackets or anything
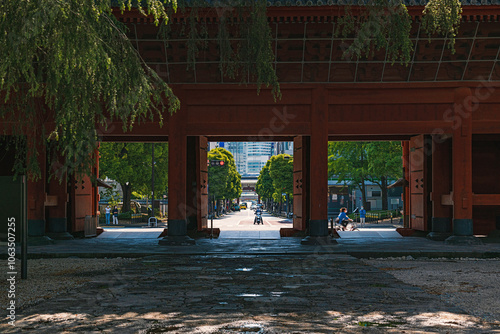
309,219,329,237
167,219,188,236
46,232,74,240
427,232,452,241
453,219,473,236
301,236,337,245
28,219,45,237
158,235,196,246
445,235,483,245
28,236,55,246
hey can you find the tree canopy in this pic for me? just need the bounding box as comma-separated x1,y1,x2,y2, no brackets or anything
256,154,293,203
207,147,242,201
99,142,168,212
1,0,462,179
1,0,179,179
256,160,274,201
328,141,402,209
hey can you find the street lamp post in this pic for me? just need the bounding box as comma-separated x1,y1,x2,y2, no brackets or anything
151,143,155,218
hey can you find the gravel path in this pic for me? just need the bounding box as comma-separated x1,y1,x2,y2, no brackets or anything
0,258,133,310
363,257,500,325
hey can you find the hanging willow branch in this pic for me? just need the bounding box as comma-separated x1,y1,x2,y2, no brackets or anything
336,0,413,65
336,0,463,63
0,0,180,179
422,0,462,52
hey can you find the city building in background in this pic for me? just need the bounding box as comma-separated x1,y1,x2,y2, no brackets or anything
210,141,293,177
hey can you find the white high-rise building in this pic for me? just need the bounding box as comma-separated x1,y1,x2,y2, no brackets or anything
246,142,273,175
211,141,293,177
226,142,248,175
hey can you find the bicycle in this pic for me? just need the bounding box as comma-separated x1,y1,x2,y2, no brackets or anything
330,217,359,231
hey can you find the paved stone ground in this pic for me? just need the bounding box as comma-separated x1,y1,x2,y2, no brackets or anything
2,254,498,333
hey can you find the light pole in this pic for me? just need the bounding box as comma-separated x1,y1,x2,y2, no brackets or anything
151,143,155,218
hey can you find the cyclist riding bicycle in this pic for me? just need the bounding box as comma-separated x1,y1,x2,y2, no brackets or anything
337,207,353,229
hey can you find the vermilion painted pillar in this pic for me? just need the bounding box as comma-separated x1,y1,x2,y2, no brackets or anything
428,136,452,240
45,148,73,239
159,91,195,245
446,87,480,244
301,87,335,245
402,141,410,228
292,135,308,231
46,171,72,239
196,136,208,230
27,139,46,236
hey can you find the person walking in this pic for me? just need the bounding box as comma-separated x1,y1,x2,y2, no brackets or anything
112,206,119,225
360,206,366,227
105,205,111,225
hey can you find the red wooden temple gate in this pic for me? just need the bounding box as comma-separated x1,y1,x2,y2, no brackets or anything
2,2,500,245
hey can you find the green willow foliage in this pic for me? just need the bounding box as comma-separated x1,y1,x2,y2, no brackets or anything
422,0,462,52
336,0,463,63
175,0,281,99
0,0,180,179
336,0,413,64
1,0,462,179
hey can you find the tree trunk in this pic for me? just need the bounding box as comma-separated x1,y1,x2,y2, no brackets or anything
121,183,132,212
381,176,389,210
360,180,368,209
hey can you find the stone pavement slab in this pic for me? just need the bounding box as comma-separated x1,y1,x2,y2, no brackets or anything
218,230,281,239
337,230,403,239
3,234,500,259
1,254,497,333
97,228,164,239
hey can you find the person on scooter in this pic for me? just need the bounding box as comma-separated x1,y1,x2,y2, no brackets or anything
337,207,353,230
254,207,263,224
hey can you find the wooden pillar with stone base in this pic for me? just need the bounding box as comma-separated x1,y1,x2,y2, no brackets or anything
301,87,336,245
445,87,481,245
27,138,46,238
402,141,410,228
46,171,73,240
159,93,195,246
185,136,208,231
428,136,452,241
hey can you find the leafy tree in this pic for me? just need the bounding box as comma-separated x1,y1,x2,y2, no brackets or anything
269,154,294,198
328,141,402,210
365,141,402,210
207,148,241,203
0,0,179,179
268,154,293,212
328,142,370,208
256,160,274,201
99,143,168,212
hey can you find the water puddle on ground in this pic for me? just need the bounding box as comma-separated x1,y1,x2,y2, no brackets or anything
235,268,254,272
236,293,263,297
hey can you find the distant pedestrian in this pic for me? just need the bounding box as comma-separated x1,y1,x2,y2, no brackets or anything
112,206,119,225
105,205,111,225
360,206,366,227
